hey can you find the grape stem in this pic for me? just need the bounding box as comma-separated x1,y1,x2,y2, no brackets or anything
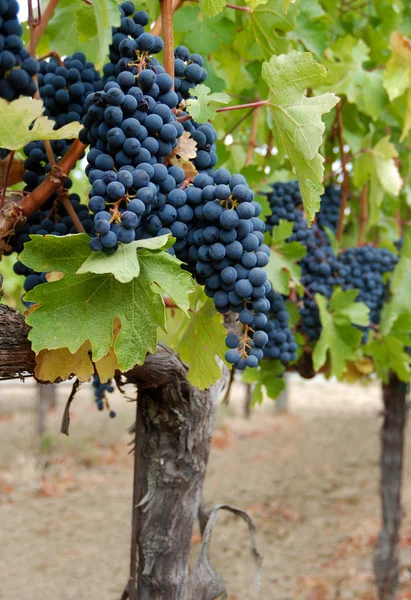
60,191,85,234
216,100,269,113
0,152,15,210
38,50,64,66
335,102,349,243
245,97,260,166
220,107,254,143
160,0,175,84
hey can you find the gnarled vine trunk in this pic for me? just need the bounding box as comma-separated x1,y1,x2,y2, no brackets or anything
373,373,408,600
124,347,221,600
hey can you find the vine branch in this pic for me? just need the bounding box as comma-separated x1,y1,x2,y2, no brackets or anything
151,0,183,36
31,0,59,48
0,152,15,210
159,0,175,81
0,139,86,244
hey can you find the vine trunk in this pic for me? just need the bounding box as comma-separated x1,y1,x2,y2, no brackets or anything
373,373,408,600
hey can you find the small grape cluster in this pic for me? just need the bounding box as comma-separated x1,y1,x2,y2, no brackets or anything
92,375,116,417
0,0,38,102
38,53,101,126
338,245,397,335
21,52,101,196
317,185,341,234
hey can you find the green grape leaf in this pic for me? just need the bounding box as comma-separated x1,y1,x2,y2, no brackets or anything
90,0,120,68
290,0,330,58
77,242,141,283
383,32,411,101
44,0,120,67
313,290,369,378
366,335,411,383
170,292,228,389
185,84,230,122
380,229,411,332
19,235,194,372
354,137,403,225
77,235,172,284
266,221,306,295
199,0,226,18
249,0,299,58
0,98,81,150
242,360,285,405
320,36,388,121
262,51,339,222
245,0,269,9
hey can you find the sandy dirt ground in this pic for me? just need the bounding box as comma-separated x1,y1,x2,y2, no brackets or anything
1,375,411,600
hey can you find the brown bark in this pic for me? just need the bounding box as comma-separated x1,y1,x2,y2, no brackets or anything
373,373,408,600
0,305,35,379
125,346,219,599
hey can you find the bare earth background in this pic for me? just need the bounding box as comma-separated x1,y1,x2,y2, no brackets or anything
1,375,411,600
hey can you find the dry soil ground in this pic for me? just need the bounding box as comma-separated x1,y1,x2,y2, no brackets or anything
1,375,411,600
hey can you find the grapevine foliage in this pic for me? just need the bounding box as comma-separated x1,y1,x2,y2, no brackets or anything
0,0,411,399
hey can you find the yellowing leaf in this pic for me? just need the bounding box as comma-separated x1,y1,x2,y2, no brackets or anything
168,156,198,182
262,52,339,222
383,32,411,101
372,137,403,197
0,98,81,150
173,131,198,160
35,340,120,383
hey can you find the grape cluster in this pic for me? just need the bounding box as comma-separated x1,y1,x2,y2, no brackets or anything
80,12,275,367
0,0,38,102
338,245,397,334
11,193,94,300
92,375,116,417
38,53,101,126
174,45,207,104
161,168,273,369
265,181,399,343
317,185,341,234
